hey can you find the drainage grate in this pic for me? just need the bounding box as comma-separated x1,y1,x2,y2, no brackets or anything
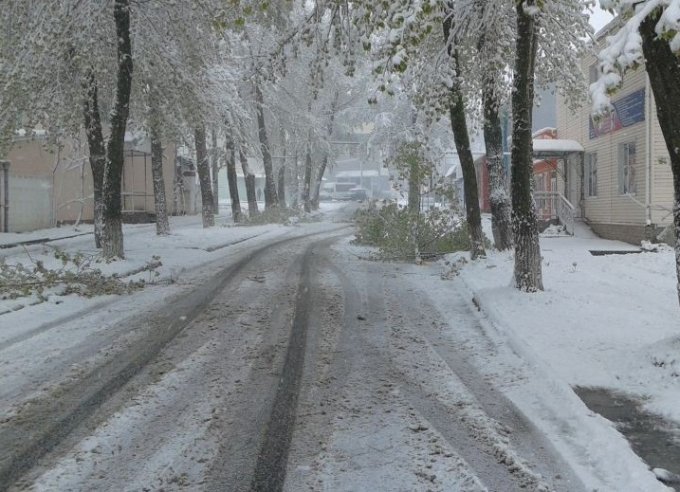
589,250,642,256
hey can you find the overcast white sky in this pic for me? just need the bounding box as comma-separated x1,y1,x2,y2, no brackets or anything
589,5,615,32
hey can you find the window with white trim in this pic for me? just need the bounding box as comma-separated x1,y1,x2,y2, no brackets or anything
589,63,599,84
585,152,597,197
619,142,637,195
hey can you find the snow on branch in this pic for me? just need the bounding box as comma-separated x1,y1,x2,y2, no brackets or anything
591,0,680,115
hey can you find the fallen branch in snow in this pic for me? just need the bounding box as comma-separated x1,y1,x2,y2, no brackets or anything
0,250,161,302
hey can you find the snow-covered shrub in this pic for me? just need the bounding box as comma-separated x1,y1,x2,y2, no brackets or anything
353,202,478,261
240,207,303,226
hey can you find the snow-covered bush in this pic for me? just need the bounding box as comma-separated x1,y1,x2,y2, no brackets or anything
353,202,479,261
240,207,305,226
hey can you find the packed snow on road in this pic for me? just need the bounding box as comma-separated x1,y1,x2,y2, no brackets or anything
3,1,680,491
0,206,678,492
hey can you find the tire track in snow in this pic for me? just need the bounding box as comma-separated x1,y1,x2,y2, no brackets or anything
249,238,340,492
0,227,348,491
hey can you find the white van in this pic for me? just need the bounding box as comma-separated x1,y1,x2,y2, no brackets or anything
320,182,356,201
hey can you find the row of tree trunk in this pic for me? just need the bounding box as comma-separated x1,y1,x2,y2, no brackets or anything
438,1,543,292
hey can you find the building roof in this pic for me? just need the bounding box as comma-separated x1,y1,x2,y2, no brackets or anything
334,170,382,178
533,138,584,159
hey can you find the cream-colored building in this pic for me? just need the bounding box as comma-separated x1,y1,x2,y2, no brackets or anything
1,131,188,233
556,25,674,244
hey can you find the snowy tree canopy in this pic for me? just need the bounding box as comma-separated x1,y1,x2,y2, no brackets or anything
591,0,680,114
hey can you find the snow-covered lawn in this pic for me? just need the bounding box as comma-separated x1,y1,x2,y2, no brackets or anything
454,232,679,422
429,222,679,490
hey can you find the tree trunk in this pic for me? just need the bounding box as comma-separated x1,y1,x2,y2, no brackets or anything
226,137,242,222
211,128,219,214
640,13,680,306
278,166,286,208
302,142,313,213
408,158,421,214
511,1,543,291
443,16,486,260
277,128,287,208
311,91,339,210
482,79,513,250
447,92,486,259
149,116,170,236
240,149,259,216
292,149,299,209
194,125,215,228
173,147,183,216
254,82,279,209
101,0,133,259
310,155,328,210
82,69,105,249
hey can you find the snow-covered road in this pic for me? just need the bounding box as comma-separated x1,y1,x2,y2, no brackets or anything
0,209,671,491
3,226,588,492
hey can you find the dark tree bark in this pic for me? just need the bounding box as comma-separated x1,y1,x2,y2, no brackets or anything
311,91,339,210
310,155,328,210
482,79,513,250
302,142,313,213
149,115,170,236
511,1,543,291
211,128,219,215
82,69,105,248
277,127,287,208
443,14,486,260
277,164,286,209
225,136,242,223
292,149,299,209
640,13,680,306
194,125,215,228
254,82,279,209
408,158,421,214
101,0,133,259
240,148,259,216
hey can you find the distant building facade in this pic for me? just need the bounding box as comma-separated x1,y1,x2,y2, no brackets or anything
1,131,181,233
556,22,674,244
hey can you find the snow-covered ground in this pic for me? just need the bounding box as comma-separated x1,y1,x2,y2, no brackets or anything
427,216,679,490
0,203,349,316
467,217,679,421
0,204,355,448
4,206,677,491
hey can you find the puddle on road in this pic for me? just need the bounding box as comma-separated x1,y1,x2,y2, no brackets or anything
574,386,680,481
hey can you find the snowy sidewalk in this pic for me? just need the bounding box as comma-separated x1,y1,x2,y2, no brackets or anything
454,234,679,421
438,231,679,490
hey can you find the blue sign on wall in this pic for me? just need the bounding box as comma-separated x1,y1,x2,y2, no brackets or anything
589,89,645,139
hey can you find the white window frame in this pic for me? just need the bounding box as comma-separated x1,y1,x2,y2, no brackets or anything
585,152,597,197
619,142,637,195
589,63,599,85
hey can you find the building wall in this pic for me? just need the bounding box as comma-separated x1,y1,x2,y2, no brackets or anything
3,135,178,231
556,49,674,243
651,109,675,225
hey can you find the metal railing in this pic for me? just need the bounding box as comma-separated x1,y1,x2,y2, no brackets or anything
533,191,575,234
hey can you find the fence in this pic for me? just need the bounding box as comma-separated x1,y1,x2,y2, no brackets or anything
7,174,53,232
